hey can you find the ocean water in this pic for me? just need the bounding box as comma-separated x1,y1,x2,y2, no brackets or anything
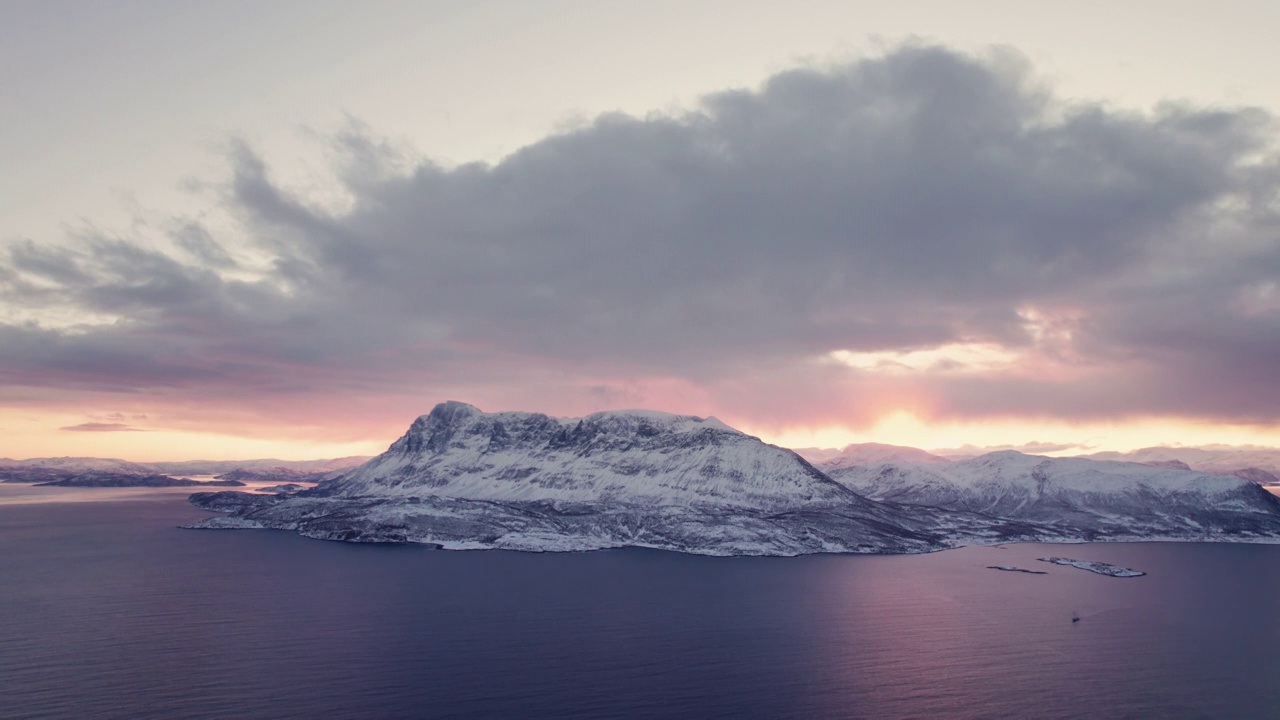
2,489,1279,719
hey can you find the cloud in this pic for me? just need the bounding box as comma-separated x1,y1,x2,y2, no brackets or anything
2,42,1279,440
60,422,145,432
91,412,149,422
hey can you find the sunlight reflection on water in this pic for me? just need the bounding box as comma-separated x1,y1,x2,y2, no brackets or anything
2,495,1279,718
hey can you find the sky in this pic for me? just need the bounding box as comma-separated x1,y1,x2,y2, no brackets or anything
2,0,1279,461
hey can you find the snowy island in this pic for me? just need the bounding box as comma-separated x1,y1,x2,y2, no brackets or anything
987,566,1048,575
185,402,1280,557
255,483,310,495
1038,557,1146,577
36,472,245,488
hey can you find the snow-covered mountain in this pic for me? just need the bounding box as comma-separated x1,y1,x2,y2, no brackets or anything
0,457,162,483
36,472,245,488
1134,460,1279,485
212,467,328,483
188,402,1001,555
187,404,1280,554
0,455,370,483
323,402,856,510
7,456,158,474
826,450,1280,540
797,442,951,469
1087,447,1280,478
1224,467,1280,485
153,457,370,476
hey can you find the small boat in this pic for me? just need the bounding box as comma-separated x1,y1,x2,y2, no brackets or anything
1071,612,1081,623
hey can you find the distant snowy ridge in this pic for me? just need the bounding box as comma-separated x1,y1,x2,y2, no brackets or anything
825,451,1280,540
3,457,157,475
213,467,328,483
1086,447,1280,478
0,455,369,484
797,443,951,469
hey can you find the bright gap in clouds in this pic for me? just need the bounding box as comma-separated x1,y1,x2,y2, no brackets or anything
825,306,1084,375
828,343,1022,374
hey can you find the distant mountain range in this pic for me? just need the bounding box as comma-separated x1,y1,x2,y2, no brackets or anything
818,451,1280,541
795,443,1280,485
183,402,1280,555
793,443,950,468
0,456,369,486
9,407,1278,555
36,474,247,488
153,457,372,476
1083,447,1280,482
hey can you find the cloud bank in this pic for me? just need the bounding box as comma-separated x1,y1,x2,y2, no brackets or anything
3,44,1279,441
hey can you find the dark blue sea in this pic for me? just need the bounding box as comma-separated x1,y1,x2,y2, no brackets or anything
2,487,1279,719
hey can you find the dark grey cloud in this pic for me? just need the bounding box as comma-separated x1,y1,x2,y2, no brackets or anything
2,43,1278,434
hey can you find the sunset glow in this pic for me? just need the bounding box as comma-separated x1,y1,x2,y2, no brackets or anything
747,413,1280,458
7,6,1280,720
2,3,1279,462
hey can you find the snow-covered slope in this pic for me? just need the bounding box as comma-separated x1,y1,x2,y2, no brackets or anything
152,457,370,476
1195,451,1280,477
323,402,856,510
213,467,328,483
827,450,1280,540
0,456,370,483
1225,467,1280,485
1087,447,1280,477
11,456,157,474
0,457,160,483
189,402,965,555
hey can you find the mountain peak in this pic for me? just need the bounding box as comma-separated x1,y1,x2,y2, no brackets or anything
970,449,1039,463
424,400,483,421
330,403,862,513
801,442,950,469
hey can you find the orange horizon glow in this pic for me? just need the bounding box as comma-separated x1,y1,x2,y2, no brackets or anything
742,411,1280,456
3,406,1278,463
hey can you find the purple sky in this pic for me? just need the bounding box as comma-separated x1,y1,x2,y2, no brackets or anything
2,4,1279,459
